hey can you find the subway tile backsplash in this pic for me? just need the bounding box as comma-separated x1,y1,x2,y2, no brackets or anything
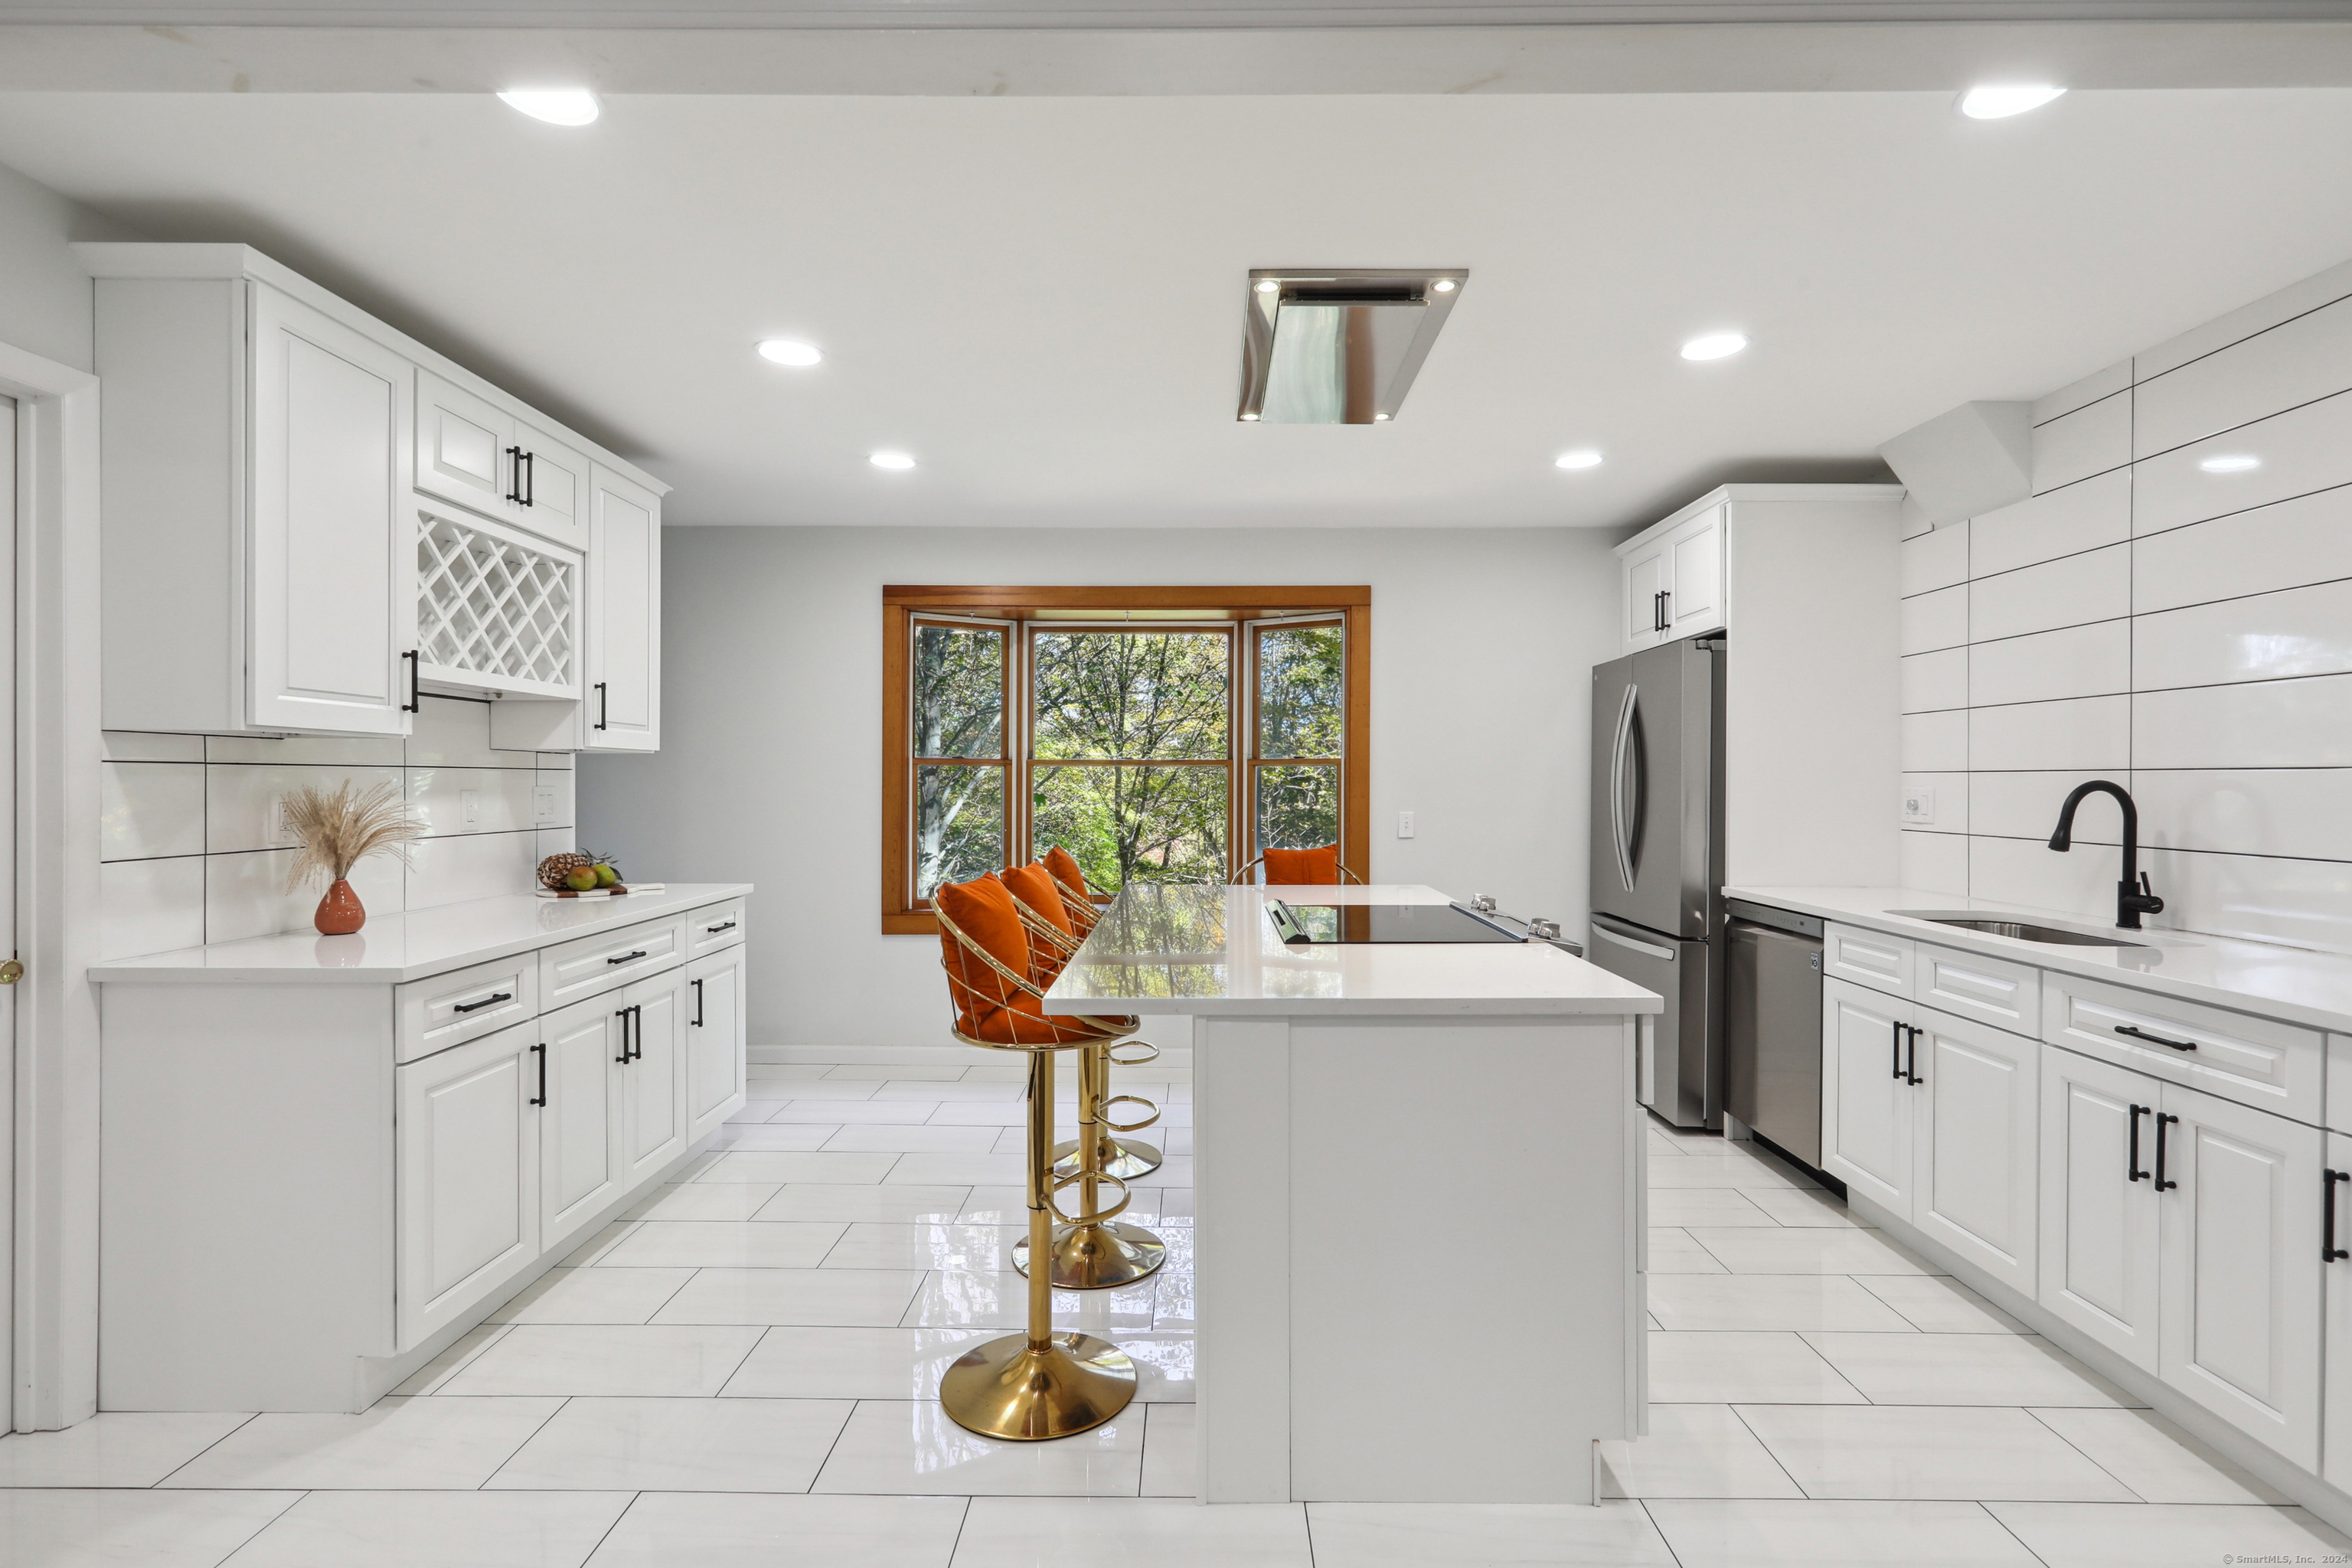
98,695,577,960
1898,258,2352,953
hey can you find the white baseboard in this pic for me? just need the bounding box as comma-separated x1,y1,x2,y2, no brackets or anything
751,1043,1193,1070
1847,1188,2352,1539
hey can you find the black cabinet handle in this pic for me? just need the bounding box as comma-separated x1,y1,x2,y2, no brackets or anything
2154,1112,2180,1191
506,445,524,504
530,1041,546,1106
692,976,704,1027
2118,1024,2197,1053
452,991,512,1014
595,681,609,731
606,950,648,965
632,1004,644,1061
705,920,737,935
2328,1170,2350,1262
1891,1018,1904,1080
1660,588,1671,629
615,1005,630,1063
1904,1023,1923,1086
521,449,535,508
2128,1103,2149,1182
401,649,420,714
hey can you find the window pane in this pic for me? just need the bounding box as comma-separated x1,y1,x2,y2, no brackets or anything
1033,765,1228,893
913,624,1004,758
1257,624,1342,759
915,763,1004,899
1256,763,1339,854
1033,631,1228,760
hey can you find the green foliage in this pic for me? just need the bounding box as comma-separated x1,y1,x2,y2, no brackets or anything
1256,625,1342,759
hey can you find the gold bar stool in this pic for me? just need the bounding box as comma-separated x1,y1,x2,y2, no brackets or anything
934,884,1138,1440
1044,864,1164,1181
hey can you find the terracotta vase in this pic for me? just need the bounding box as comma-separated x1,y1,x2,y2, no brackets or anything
315,877,366,936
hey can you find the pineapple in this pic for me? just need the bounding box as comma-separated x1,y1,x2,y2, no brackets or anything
537,851,594,891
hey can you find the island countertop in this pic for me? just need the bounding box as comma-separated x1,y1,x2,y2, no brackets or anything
88,883,754,986
1045,883,1661,1018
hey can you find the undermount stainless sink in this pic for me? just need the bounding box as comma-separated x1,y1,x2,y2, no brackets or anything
1888,911,2149,948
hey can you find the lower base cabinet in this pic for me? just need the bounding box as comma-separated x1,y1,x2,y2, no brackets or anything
396,1024,542,1350
2038,1047,2163,1373
686,947,747,1144
2322,1132,2352,1494
539,996,625,1257
619,969,689,1186
1823,978,1913,1215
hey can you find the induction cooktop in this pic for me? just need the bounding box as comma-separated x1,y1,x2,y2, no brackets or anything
1264,900,1525,946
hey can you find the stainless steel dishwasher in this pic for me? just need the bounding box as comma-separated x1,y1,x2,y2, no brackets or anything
1724,899,1825,1168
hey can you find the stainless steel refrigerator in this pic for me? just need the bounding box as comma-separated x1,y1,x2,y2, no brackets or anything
1586,639,1725,1129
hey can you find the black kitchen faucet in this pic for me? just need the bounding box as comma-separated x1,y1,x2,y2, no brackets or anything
2047,779,2166,930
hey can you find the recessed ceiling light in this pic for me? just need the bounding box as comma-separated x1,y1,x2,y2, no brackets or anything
2199,454,2261,473
1555,450,1604,470
1680,332,1748,362
1432,279,1457,293
757,339,822,368
869,451,916,471
1255,279,1279,294
1958,84,2066,120
498,88,600,126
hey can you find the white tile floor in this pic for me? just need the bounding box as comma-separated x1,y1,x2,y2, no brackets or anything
6,1059,2352,1566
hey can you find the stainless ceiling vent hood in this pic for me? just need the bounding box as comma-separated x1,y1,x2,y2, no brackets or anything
1237,268,1467,424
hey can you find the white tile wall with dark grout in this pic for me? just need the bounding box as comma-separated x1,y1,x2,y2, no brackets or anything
1898,256,2352,953
97,694,578,960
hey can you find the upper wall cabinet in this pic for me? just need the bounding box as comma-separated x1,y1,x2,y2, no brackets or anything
1618,500,1726,650
80,244,667,743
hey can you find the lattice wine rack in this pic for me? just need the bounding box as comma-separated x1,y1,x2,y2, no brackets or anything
415,510,581,699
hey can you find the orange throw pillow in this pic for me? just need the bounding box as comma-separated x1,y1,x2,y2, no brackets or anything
1001,862,1073,935
935,875,1033,1034
1263,844,1341,885
1042,844,1095,907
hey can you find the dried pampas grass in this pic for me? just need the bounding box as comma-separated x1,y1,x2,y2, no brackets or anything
282,780,424,893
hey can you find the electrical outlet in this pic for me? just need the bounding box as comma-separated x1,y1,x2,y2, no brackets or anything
1903,786,1936,825
1397,811,1416,839
270,796,298,846
460,789,482,828
534,786,557,825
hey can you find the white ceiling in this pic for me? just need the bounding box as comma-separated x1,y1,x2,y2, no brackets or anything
7,87,2352,528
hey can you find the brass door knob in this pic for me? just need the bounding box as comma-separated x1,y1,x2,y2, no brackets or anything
0,960,23,984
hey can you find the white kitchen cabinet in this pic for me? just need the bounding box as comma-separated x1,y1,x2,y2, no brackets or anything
2158,1079,2323,1469
396,1021,541,1351
537,996,625,1256
1623,535,1668,651
586,464,662,752
416,371,590,554
686,946,748,1144
513,420,590,552
2037,1047,2162,1372
619,969,690,1186
1664,503,1725,639
1823,976,1914,1217
2320,1132,2352,1493
415,504,584,702
1911,1008,2040,1296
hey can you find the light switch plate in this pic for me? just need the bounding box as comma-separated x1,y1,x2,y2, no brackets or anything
460,789,482,828
270,796,298,846
1397,811,1416,839
534,786,557,825
1903,786,1936,825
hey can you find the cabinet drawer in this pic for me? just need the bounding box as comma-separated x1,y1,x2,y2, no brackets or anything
1825,923,1913,997
397,954,538,1064
1915,942,2040,1035
687,900,746,957
2043,972,2323,1124
540,915,686,1011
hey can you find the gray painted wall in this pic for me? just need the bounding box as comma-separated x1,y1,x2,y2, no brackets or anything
0,158,140,374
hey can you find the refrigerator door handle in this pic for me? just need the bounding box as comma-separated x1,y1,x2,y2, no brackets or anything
1609,681,1638,892
1591,922,1675,962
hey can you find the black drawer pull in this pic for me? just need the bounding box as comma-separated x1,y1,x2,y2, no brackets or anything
2154,1112,2180,1191
692,976,704,1027
452,991,513,1014
1903,1023,1923,1086
1891,1018,1903,1080
2117,1024,2197,1052
705,920,737,934
2128,1103,2149,1182
606,950,648,965
2328,1170,2350,1263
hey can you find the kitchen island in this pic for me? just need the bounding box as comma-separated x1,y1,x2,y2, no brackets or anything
1047,883,1661,1504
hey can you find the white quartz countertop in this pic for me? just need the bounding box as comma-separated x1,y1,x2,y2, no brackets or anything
1046,884,1662,1018
88,884,753,986
1727,886,2352,1035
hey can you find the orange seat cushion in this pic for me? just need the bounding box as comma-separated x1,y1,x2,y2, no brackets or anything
1042,845,1094,906
1001,862,1073,935
935,874,1035,1035
1263,844,1341,884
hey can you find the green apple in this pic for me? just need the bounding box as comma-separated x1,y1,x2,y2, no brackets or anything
564,867,600,891
593,863,620,887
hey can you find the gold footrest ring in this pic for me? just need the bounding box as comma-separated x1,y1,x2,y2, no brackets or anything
1099,1093,1160,1135
1051,1135,1161,1181
1106,1041,1159,1067
1046,1168,1130,1229
937,1330,1136,1440
1011,1217,1168,1289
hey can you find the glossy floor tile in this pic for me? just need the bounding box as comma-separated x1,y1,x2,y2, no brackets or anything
160,1397,564,1490
1647,1331,1867,1405
1648,1188,1780,1227
1305,1500,1681,1566
951,1497,1312,1566
600,1220,848,1269
622,1181,783,1221
1647,1274,1916,1333
1138,1404,1197,1498
222,1488,632,1568
0,1488,297,1568
1646,1498,2043,1566
488,1266,697,1325
1646,1227,1730,1274
1988,1500,2352,1568
719,1326,993,1400
581,1491,967,1568
811,1400,1142,1497
1597,1403,1804,1500
439,1325,766,1397
1803,1331,2138,1408
756,1183,972,1224
1679,1226,1935,1276
2025,1407,2290,1504
1852,1274,2028,1334
1734,1404,2138,1501
649,1266,926,1327
488,1396,854,1492
818,1222,1024,1272
0,1413,253,1488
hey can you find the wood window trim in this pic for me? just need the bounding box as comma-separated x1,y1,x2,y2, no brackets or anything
883,586,1370,936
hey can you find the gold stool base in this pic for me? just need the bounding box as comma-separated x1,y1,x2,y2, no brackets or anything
937,1331,1136,1441
1011,1220,1168,1289
1052,1136,1162,1181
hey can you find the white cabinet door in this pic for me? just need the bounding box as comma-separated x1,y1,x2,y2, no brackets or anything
1665,503,1725,638
538,997,625,1256
247,284,415,736
685,947,748,1144
1623,541,1667,652
2157,1079,2323,1469
2321,1132,2352,1493
619,971,688,1185
2037,1047,2162,1371
396,1022,541,1350
511,421,588,553
583,464,661,752
1822,978,1913,1220
1911,1008,2039,1296
416,368,515,518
